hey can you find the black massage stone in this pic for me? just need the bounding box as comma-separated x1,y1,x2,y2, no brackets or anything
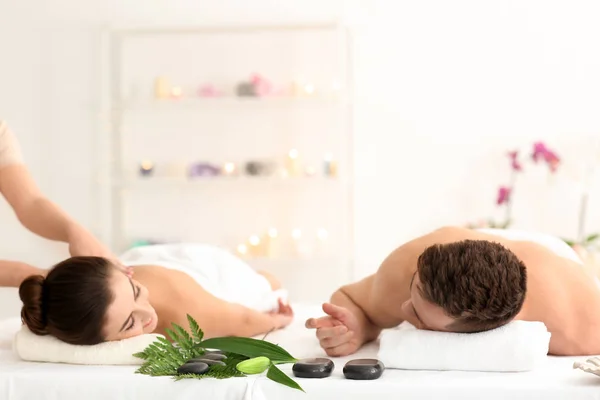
192,353,228,361
177,362,209,375
292,358,334,378
343,359,385,380
191,358,226,367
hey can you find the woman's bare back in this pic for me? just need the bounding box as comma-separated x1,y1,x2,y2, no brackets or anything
131,265,206,337
129,265,290,339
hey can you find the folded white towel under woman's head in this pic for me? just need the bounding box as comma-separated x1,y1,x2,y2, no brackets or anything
378,320,551,372
14,325,162,365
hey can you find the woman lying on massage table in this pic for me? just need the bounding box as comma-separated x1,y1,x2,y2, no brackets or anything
18,243,293,345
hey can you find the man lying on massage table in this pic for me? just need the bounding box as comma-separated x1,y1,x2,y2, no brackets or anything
306,226,600,357
15,243,292,345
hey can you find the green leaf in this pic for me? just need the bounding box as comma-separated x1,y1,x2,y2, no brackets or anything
199,337,297,363
172,323,193,350
266,364,304,392
187,314,204,342
562,238,576,246
585,233,600,243
133,350,149,360
165,327,178,343
134,315,302,391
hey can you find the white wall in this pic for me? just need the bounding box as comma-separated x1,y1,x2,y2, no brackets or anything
1,0,600,309
351,0,600,276
0,0,347,270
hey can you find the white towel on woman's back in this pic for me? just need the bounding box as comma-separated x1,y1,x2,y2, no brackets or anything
378,320,551,372
120,243,287,313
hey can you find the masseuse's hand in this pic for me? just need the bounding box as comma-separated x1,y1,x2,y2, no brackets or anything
305,303,362,357
68,228,133,278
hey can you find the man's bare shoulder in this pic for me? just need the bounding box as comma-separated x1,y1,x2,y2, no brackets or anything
383,226,481,262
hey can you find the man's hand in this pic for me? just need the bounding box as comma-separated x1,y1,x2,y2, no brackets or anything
305,303,364,357
68,228,133,278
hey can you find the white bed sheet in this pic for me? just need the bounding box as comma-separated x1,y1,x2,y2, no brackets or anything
1,305,599,400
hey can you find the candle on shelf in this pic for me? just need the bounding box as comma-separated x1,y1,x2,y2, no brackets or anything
285,149,301,177
317,228,329,241
154,77,170,99
304,165,317,177
323,153,338,177
170,86,183,99
263,227,279,258
289,81,300,97
291,228,313,258
139,160,154,177
248,234,263,257
222,162,237,176
236,244,248,258
303,83,315,96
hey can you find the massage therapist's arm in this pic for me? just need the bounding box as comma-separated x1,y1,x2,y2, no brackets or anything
0,163,117,262
0,121,114,258
0,260,42,287
1,164,84,242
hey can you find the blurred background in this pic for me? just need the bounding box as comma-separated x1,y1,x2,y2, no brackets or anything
1,0,599,315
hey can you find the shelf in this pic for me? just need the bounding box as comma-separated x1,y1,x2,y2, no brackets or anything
245,256,351,268
116,96,349,111
111,175,348,188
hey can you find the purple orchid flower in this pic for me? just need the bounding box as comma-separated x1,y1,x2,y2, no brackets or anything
508,151,523,171
532,141,560,172
497,186,511,205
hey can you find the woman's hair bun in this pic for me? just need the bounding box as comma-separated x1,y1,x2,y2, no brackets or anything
19,275,49,335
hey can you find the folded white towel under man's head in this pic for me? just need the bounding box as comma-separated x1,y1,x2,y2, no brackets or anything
14,325,163,365
378,320,551,372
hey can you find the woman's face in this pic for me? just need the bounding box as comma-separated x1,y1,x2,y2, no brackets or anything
103,268,158,341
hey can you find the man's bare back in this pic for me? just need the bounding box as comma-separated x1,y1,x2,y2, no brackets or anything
306,226,600,356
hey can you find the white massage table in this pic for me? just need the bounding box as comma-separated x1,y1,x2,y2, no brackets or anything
1,304,599,400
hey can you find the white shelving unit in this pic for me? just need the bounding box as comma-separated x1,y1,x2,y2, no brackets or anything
103,24,354,301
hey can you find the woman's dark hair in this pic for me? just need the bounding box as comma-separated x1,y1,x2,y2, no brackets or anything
19,256,115,345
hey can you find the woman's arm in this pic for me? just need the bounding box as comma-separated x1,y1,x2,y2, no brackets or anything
166,285,292,339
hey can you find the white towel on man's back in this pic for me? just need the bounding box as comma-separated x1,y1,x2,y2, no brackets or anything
378,320,551,372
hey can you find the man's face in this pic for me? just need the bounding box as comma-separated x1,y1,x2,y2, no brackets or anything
400,272,455,331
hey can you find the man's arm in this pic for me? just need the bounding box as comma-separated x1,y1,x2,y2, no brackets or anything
329,277,383,345
307,226,470,356
0,259,44,287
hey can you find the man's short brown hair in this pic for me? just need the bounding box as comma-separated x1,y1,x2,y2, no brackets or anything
417,239,527,333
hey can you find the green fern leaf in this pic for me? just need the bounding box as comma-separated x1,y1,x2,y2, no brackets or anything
187,314,204,342
133,350,149,360
135,315,302,391
172,323,193,351
164,327,179,343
